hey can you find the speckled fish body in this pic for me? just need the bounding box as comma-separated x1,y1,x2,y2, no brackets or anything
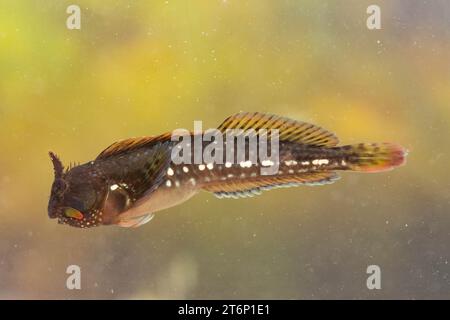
47,112,407,228
111,140,337,227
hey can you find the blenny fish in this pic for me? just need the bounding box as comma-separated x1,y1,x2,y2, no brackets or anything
48,112,407,228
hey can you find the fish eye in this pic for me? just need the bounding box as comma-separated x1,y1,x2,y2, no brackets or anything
64,207,84,220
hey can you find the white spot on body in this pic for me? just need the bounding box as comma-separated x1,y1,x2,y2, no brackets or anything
165,180,172,187
110,184,119,191
312,159,329,165
285,160,297,166
206,163,214,170
167,167,174,176
262,160,274,166
240,160,252,168
198,164,206,171
225,162,232,168
183,166,189,173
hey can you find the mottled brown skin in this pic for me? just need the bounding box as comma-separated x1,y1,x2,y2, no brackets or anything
48,140,172,228
48,159,108,227
48,112,406,229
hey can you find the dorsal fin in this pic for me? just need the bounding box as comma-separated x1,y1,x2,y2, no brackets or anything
96,133,173,160
202,171,340,198
217,112,338,147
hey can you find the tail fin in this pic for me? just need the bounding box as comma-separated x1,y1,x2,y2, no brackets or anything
340,143,407,173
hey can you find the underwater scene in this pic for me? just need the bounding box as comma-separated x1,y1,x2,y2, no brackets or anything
0,0,449,299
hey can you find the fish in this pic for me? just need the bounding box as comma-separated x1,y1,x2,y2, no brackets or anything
47,112,407,228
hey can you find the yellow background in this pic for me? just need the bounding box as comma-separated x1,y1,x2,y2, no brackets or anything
0,0,449,298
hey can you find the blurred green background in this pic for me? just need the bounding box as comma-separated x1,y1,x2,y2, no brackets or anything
0,0,449,299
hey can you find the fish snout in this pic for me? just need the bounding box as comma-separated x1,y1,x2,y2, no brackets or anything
47,204,61,219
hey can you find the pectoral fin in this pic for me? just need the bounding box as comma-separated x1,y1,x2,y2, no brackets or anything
116,213,155,228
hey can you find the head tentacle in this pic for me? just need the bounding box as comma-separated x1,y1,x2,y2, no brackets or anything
49,151,64,179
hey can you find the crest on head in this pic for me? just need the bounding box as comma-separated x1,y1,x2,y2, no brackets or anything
49,151,64,179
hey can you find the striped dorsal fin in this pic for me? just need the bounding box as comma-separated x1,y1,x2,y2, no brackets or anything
217,112,339,147
96,133,173,160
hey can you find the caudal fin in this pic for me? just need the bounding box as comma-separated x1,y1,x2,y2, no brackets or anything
340,143,407,173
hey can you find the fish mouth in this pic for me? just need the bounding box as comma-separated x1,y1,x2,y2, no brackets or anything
56,215,77,227
55,210,68,224
48,211,58,219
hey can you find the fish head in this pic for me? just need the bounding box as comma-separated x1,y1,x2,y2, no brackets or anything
48,151,108,228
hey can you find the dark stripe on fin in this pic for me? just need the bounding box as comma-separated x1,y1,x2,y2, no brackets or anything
204,171,340,198
217,112,339,147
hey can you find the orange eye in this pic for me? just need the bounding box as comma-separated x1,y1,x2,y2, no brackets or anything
64,207,84,220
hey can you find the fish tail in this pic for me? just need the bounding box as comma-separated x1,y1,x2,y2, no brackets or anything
337,143,408,173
